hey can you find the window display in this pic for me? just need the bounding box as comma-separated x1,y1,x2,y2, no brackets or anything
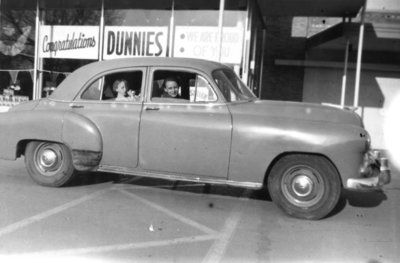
0,0,263,107
0,8,35,102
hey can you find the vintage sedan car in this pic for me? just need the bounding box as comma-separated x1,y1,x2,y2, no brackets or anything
0,58,391,219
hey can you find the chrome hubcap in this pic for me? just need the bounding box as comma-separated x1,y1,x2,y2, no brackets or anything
40,149,58,168
281,165,325,208
292,175,313,197
34,143,64,177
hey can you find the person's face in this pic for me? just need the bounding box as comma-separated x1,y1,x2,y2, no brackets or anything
164,80,179,97
116,81,126,95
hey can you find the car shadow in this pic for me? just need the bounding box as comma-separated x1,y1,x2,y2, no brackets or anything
342,189,388,207
68,171,272,200
69,172,388,219
67,171,129,187
326,189,388,218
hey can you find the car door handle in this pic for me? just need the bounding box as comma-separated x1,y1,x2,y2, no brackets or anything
145,107,160,111
70,104,84,109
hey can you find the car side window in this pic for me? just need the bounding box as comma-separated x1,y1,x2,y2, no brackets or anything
212,69,255,102
190,75,217,102
81,79,102,100
80,70,143,102
151,70,217,103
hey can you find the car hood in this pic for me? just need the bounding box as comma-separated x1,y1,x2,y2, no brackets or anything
8,99,40,112
229,100,363,127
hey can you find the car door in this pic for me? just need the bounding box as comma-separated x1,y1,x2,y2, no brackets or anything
139,67,232,179
70,68,145,168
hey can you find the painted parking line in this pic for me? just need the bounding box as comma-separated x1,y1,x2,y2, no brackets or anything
1,184,220,258
119,188,218,236
202,189,252,263
8,234,218,258
0,187,112,238
1,182,250,260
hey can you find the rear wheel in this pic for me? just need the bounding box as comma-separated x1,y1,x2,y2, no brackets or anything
25,141,76,187
268,154,341,220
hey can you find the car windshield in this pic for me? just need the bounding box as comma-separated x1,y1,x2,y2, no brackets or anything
212,69,256,102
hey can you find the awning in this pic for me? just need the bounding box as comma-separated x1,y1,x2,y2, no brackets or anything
2,0,365,17
256,0,364,17
0,0,245,10
307,21,400,53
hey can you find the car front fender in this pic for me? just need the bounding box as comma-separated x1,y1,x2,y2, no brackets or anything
228,115,368,185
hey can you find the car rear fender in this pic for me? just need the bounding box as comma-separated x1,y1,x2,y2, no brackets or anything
62,111,103,171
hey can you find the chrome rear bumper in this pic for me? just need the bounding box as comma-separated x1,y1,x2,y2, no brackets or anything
346,150,391,190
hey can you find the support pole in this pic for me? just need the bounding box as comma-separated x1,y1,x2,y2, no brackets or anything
217,0,225,62
242,0,253,84
353,4,366,108
98,0,105,61
258,29,266,98
168,0,175,57
33,0,40,99
341,39,350,108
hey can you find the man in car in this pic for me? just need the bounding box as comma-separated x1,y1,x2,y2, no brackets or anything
161,77,181,98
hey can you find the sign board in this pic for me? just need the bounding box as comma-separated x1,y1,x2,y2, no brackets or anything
39,25,99,59
103,26,168,59
38,25,243,63
174,26,244,64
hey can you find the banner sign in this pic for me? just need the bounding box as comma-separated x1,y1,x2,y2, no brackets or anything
39,26,99,59
38,25,242,63
103,26,168,59
174,26,244,64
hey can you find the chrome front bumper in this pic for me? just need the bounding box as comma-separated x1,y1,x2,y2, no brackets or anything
346,150,391,190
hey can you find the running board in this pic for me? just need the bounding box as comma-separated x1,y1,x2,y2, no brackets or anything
97,166,263,189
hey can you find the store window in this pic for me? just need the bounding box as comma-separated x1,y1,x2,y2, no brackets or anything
173,0,246,76
0,0,35,103
104,0,173,59
1,0,255,102
39,1,102,98
173,1,220,60
242,0,265,96
222,0,246,71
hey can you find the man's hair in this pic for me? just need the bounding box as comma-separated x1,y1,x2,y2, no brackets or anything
162,77,179,89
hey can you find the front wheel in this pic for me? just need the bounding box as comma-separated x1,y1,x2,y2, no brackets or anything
25,141,76,187
268,154,341,220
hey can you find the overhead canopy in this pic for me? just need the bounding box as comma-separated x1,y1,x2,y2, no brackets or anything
256,0,365,17
307,21,400,53
2,0,364,17
0,0,246,10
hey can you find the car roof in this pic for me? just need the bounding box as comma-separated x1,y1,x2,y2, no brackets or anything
50,57,229,101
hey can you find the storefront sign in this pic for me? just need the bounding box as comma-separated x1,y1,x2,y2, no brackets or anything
174,26,244,64
103,26,168,59
39,26,99,59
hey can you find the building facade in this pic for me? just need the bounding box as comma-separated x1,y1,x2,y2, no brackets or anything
259,0,400,149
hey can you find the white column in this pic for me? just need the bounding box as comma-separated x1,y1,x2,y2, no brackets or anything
33,0,40,100
98,0,105,61
168,0,175,57
340,39,350,108
258,29,266,98
217,0,225,62
353,4,366,108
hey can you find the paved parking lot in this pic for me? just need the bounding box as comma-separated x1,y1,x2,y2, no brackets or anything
0,158,399,262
